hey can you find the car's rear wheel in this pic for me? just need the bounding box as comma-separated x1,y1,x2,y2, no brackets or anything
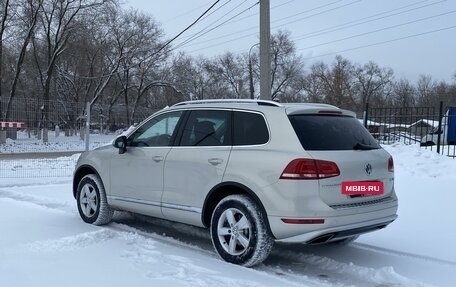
76,174,113,225
210,194,274,267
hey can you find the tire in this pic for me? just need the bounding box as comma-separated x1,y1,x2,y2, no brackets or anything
210,194,274,267
76,174,113,225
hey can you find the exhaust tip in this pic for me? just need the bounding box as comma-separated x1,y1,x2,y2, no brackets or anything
307,233,335,244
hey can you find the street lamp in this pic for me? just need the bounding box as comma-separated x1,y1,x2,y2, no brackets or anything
248,43,259,99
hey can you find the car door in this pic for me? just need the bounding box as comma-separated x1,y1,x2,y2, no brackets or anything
109,110,184,217
161,109,232,226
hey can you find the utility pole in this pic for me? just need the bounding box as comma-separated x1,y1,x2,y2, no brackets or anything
259,0,271,100
248,43,259,99
248,58,254,99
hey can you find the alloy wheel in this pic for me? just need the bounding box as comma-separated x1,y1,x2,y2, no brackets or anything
216,208,252,255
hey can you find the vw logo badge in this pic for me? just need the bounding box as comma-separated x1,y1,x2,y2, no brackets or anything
365,163,372,175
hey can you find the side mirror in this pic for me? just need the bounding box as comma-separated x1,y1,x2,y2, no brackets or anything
113,135,127,154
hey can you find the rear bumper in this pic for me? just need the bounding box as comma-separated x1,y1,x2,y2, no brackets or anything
275,214,397,243
268,199,398,242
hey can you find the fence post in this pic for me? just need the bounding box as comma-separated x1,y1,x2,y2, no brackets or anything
85,102,90,152
363,103,369,128
437,101,443,154
0,101,5,144
0,129,5,144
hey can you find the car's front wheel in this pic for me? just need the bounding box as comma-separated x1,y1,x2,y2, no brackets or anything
210,194,274,267
76,174,113,225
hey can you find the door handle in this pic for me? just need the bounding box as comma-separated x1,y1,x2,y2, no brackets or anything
152,156,164,162
208,158,223,166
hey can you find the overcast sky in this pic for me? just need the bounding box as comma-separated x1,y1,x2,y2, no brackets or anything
124,0,456,82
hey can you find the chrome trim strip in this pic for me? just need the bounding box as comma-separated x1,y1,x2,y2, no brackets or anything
330,196,396,210
109,195,161,207
161,202,202,214
108,196,202,214
172,99,282,107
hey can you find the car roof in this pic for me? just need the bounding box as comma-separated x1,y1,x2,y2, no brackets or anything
169,99,355,117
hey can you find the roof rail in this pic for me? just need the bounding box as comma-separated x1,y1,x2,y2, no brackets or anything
172,99,282,107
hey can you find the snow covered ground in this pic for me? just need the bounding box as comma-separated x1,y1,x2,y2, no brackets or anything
0,143,455,287
0,131,116,153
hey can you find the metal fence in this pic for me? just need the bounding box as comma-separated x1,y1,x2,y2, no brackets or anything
3,98,456,178
0,98,160,178
1,98,87,150
365,102,456,158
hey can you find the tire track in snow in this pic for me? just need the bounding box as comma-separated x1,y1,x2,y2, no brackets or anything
263,247,430,287
110,221,319,287
352,242,456,267
0,188,74,212
113,215,430,287
25,229,120,252
0,180,72,188
0,189,440,287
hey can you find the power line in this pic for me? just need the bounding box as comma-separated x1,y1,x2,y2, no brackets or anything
174,1,257,50
162,0,218,23
156,0,222,55
65,0,222,80
173,1,259,51
299,10,456,50
272,0,344,24
188,0,448,55
302,25,456,60
178,24,255,49
271,0,295,10
181,0,234,33
178,0,361,51
177,0,249,44
187,32,255,54
192,0,296,31
293,0,446,42
272,0,362,29
177,1,352,49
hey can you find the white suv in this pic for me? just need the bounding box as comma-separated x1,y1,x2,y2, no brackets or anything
73,100,398,266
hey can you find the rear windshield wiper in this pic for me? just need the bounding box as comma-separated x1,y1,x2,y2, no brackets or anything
353,142,377,150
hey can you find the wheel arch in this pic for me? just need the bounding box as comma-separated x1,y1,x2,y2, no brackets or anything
201,182,273,237
73,165,102,199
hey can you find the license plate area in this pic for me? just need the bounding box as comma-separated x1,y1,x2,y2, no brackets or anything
342,181,384,195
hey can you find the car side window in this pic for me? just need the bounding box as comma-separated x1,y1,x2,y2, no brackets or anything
180,110,231,146
128,111,183,147
233,111,269,145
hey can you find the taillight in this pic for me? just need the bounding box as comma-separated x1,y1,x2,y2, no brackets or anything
281,218,325,224
318,110,342,115
280,158,340,180
388,156,394,172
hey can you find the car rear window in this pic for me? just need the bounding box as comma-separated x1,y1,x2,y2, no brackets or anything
289,115,380,151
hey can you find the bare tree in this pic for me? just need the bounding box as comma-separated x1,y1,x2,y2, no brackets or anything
167,53,212,101
300,69,325,103
415,75,438,107
269,30,304,101
0,0,10,102
202,52,246,99
3,0,43,121
32,0,109,141
393,79,415,108
308,56,355,109
353,61,394,111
